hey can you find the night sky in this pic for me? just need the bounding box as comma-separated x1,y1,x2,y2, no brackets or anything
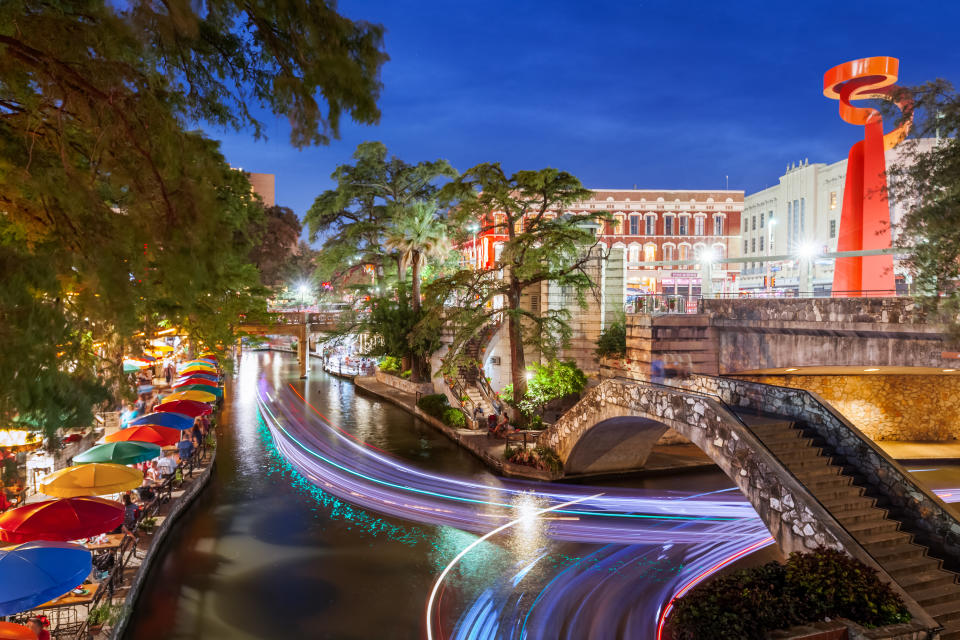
211,0,960,225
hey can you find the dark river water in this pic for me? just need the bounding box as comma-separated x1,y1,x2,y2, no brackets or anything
122,351,960,640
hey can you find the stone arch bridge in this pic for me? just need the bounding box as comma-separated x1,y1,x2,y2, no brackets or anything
539,376,960,637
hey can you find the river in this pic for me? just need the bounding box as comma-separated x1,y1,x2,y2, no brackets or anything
123,351,959,640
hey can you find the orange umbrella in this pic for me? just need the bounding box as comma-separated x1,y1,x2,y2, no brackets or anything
0,622,36,640
105,424,180,447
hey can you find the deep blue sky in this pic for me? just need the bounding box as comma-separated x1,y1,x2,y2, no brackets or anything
212,0,960,229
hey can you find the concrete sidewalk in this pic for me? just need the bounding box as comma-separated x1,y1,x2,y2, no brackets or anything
877,441,960,463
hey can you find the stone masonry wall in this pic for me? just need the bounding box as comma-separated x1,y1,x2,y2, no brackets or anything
701,296,954,325
734,375,960,441
539,378,847,554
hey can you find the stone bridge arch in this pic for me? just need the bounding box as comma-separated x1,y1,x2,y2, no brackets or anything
540,378,846,555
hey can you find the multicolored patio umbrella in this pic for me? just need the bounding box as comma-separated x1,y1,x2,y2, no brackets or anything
173,377,218,389
154,400,212,418
176,385,222,399
129,411,194,430
0,541,92,616
0,621,37,640
106,424,180,446
122,359,151,374
39,463,143,497
174,372,218,383
181,360,216,369
160,390,217,404
72,441,161,466
0,497,123,544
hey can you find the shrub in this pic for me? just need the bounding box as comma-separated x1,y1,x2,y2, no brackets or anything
379,355,402,374
400,369,412,379
505,445,563,474
669,550,910,640
417,393,449,419
595,320,627,358
442,407,466,428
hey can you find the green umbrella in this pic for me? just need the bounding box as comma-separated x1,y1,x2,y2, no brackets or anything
73,441,161,465
177,385,222,398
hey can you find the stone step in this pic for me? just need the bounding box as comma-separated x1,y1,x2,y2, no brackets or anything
926,598,960,623
843,516,900,535
896,568,958,592
816,486,870,505
834,505,888,525
771,447,826,464
885,554,943,577
912,581,960,608
801,474,854,491
868,541,929,564
860,529,913,550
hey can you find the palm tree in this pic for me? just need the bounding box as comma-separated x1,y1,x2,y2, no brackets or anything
385,201,450,381
386,201,450,315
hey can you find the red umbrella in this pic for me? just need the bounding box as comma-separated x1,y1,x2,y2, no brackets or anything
154,400,212,418
0,497,123,544
105,424,180,447
172,377,218,389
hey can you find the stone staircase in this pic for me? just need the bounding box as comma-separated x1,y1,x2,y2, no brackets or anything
738,411,960,639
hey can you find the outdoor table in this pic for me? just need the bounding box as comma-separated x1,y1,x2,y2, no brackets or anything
82,534,124,553
505,430,542,449
35,581,100,610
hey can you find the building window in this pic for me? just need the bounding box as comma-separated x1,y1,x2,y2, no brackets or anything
760,236,765,252
743,239,748,254
645,215,656,235
644,244,656,262
694,216,705,236
830,191,837,210
751,238,756,252
679,215,689,235
751,215,756,231
664,216,674,235
760,212,765,228
830,220,836,238
793,199,800,243
664,244,675,261
713,215,724,236
679,244,691,260
693,244,704,261
629,216,639,235
713,245,725,260
628,244,640,262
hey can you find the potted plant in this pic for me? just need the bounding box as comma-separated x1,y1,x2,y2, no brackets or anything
87,603,123,634
138,516,157,534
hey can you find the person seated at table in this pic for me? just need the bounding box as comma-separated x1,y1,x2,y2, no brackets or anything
121,492,139,537
156,451,176,479
191,422,203,449
136,479,156,504
494,415,515,439
177,431,194,463
27,617,50,640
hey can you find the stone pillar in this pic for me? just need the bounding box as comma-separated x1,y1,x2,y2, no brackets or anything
298,324,308,379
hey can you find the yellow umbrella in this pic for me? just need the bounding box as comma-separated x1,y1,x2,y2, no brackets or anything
181,363,215,371
160,389,217,404
152,345,174,353
39,463,143,498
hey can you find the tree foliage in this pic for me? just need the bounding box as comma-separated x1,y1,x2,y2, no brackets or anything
249,206,303,286
306,141,457,287
423,164,607,403
0,0,385,436
886,81,960,329
595,317,627,359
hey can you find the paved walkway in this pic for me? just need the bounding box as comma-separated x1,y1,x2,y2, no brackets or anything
878,441,960,462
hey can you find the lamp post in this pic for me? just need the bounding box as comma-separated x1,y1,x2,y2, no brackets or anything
797,242,817,296
297,282,310,312
468,223,480,268
766,218,777,294
700,247,717,299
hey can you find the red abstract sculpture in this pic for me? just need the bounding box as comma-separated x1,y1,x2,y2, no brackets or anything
823,57,911,296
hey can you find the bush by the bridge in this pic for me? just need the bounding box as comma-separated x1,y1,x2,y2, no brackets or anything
442,407,466,428
416,394,466,428
379,355,402,374
669,549,910,640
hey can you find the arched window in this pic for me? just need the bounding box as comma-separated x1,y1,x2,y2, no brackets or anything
628,215,640,235
664,214,675,236
613,215,624,234
663,244,675,261
694,215,705,236
628,244,641,263
713,214,724,236
679,243,691,261
693,243,706,260
643,243,656,262
712,243,726,261
644,214,656,235
678,214,690,235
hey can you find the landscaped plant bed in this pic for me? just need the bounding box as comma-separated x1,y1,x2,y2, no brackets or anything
669,550,911,640
766,620,848,640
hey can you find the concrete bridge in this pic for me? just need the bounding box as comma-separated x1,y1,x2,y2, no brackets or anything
238,312,341,378
539,374,960,637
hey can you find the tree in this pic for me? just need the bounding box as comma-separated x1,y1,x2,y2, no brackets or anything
886,81,960,330
306,141,457,289
0,1,385,435
384,201,451,381
425,164,607,407
249,206,303,286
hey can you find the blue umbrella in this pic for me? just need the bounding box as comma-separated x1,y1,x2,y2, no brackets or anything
129,411,194,430
137,384,154,394
0,541,92,615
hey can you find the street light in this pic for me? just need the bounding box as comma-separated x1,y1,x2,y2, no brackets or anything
796,242,818,296
766,218,777,294
468,223,480,268
700,247,717,298
296,281,310,312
